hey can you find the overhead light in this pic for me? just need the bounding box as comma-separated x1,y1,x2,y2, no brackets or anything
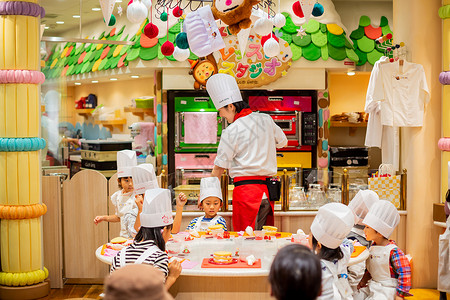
74,82,81,85
92,80,99,83
44,26,49,29
116,0,123,2
92,7,101,11
56,21,64,24
73,15,80,18
131,75,139,78
347,70,355,76
110,78,118,81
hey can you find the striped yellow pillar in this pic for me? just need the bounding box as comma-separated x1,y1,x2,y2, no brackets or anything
0,0,49,295
441,2,450,201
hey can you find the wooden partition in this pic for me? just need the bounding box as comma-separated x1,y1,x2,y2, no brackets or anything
108,173,121,240
63,170,109,279
42,175,64,288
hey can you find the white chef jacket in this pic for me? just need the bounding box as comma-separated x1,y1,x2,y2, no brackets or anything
214,112,288,178
110,190,136,238
365,56,389,148
372,60,430,127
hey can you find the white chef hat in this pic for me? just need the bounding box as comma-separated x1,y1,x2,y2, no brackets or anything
198,177,222,206
140,188,173,228
348,190,379,226
183,5,225,57
117,150,137,178
310,203,354,249
363,200,400,239
206,74,243,110
131,164,159,195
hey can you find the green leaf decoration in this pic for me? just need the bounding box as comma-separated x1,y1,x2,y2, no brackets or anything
328,44,346,61
188,51,198,60
359,16,371,27
345,48,359,62
311,31,327,47
157,45,165,60
302,43,321,61
93,50,102,61
292,33,311,47
367,48,384,65
281,12,300,34
140,47,158,60
381,25,393,36
169,21,182,34
107,45,117,59
98,58,108,71
120,45,132,56
290,43,302,61
127,48,140,61
357,36,375,53
110,56,121,69
354,48,367,66
320,23,327,33
380,16,389,27
305,19,320,34
118,25,126,35
327,32,346,48
321,45,328,60
280,29,293,44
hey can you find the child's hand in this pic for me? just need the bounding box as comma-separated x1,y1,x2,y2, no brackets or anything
176,192,187,208
94,216,104,225
135,195,144,212
168,260,182,279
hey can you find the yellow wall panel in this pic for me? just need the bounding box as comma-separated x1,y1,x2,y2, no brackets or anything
30,218,41,270
19,219,31,272
7,220,20,272
29,152,40,205
6,153,18,205
16,84,28,137
0,17,4,69
444,86,450,136
5,85,17,137
28,84,39,136
0,84,5,136
444,20,450,72
15,16,27,70
1,221,9,271
0,153,6,205
4,16,16,69
27,17,38,70
17,152,29,205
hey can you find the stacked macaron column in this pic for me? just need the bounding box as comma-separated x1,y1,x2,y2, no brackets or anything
0,0,48,287
439,3,450,201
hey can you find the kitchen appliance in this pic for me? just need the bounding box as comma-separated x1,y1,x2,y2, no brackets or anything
330,147,369,167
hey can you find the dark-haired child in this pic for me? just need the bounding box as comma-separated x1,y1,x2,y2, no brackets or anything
269,244,322,300
94,150,137,238
309,203,355,300
111,188,182,289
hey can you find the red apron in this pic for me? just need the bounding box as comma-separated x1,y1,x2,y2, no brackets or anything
232,176,275,231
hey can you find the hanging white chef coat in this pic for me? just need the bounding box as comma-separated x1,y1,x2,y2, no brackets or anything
214,112,288,178
111,190,136,238
438,217,450,292
381,125,400,171
372,60,430,127
365,56,389,148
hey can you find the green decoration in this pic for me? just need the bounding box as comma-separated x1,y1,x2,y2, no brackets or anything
132,35,141,48
98,31,106,39
381,25,393,36
281,12,299,34
94,50,102,61
292,33,311,47
321,45,328,60
140,47,158,60
169,21,182,34
327,32,346,48
120,45,132,56
81,61,90,73
439,5,450,19
367,48,384,65
290,43,302,61
279,29,292,44
157,45,165,60
302,43,321,61
328,44,346,61
320,23,327,33
107,45,117,59
127,48,140,61
98,58,108,71
83,51,92,63
323,92,328,98
354,48,367,66
344,38,353,49
68,55,77,66
305,19,320,34
357,36,375,53
160,12,168,21
359,16,371,27
311,31,327,47
175,32,189,49
345,48,359,62
110,56,121,69
380,16,389,27
118,25,126,35
188,51,198,60
166,54,176,61
67,65,74,76
75,45,83,55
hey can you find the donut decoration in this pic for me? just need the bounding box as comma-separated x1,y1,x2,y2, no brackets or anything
438,138,450,151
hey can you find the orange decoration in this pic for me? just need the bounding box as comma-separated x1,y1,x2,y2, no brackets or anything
0,204,48,220
66,46,74,57
101,46,111,60
110,27,116,37
139,33,158,48
78,52,87,64
364,25,382,40
118,53,127,68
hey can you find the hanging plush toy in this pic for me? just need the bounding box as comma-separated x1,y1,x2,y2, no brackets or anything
211,0,260,35
188,54,218,90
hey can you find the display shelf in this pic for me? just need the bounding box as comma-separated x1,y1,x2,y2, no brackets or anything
75,108,94,118
330,121,367,136
124,107,154,120
95,119,127,130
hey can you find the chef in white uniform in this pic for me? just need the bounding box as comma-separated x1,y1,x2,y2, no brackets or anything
94,150,137,238
206,74,287,231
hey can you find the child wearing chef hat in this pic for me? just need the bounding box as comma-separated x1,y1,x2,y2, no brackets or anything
123,164,187,238
112,188,182,289
309,203,355,300
355,200,412,299
94,150,137,238
186,177,227,232
346,190,379,294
